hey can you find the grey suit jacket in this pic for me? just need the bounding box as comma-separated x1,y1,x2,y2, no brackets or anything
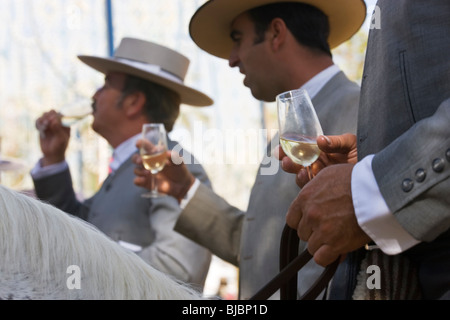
33,138,212,291
175,71,360,299
331,0,450,300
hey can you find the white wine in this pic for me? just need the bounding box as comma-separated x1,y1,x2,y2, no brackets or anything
142,152,167,174
140,123,168,198
280,136,320,166
61,114,90,127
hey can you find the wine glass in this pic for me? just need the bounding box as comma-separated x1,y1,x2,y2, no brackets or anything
140,123,168,198
59,99,93,127
37,99,92,137
277,88,323,180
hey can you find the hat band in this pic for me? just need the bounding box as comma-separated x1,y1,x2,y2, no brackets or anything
115,57,184,84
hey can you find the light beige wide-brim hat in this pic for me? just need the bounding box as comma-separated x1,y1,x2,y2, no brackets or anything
78,37,213,107
190,0,367,59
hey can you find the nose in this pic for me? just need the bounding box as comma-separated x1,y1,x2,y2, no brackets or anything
92,91,98,102
93,86,103,97
228,47,240,68
91,91,100,111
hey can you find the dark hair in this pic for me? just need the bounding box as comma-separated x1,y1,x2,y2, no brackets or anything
120,75,181,132
247,2,332,57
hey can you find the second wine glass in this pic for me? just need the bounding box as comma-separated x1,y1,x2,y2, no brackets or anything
140,123,168,198
277,88,323,179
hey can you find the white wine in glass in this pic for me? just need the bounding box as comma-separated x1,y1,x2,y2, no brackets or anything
59,99,93,127
140,123,168,198
277,88,323,178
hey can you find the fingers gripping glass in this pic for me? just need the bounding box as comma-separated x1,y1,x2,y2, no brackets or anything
277,88,323,180
140,123,168,198
37,99,93,137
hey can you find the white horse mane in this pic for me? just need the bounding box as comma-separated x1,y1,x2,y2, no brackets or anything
0,185,206,300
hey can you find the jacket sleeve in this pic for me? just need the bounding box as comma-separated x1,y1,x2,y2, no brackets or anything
32,169,88,220
136,155,213,289
174,183,244,266
372,98,450,242
136,194,212,290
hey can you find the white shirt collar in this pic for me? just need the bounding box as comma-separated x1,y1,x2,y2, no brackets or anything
109,134,141,172
301,64,340,99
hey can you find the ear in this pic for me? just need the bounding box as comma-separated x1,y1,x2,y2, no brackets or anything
122,91,146,118
267,18,288,51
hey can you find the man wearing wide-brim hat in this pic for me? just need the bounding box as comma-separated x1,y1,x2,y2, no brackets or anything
31,37,214,291
133,0,366,299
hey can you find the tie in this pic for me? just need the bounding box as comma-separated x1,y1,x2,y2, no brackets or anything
108,156,114,174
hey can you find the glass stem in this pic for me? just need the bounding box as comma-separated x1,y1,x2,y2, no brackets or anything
152,174,158,195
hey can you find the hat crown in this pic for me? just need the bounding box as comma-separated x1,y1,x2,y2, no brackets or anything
114,37,189,81
77,37,213,106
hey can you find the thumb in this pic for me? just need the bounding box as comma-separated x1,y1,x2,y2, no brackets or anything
317,133,356,154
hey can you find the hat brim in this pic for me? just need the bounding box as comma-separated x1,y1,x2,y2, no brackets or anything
189,0,367,59
77,55,213,107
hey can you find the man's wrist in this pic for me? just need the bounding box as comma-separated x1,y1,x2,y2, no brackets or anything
177,174,196,203
179,178,200,209
41,156,65,167
352,155,420,254
31,158,68,179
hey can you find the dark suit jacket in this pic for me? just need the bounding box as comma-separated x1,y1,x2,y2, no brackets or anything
330,0,450,300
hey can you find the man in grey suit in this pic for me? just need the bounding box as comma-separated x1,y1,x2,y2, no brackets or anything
32,38,214,291
282,0,450,299
134,0,366,299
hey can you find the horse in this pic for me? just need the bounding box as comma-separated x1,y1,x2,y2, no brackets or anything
0,185,205,300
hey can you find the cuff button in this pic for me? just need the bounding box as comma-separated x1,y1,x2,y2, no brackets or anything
432,158,445,173
402,178,414,192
